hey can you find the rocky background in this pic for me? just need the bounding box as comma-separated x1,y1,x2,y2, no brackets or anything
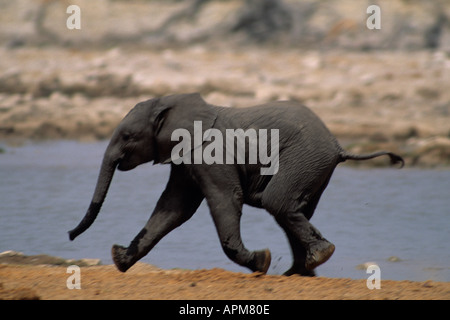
1,0,450,167
3,0,450,50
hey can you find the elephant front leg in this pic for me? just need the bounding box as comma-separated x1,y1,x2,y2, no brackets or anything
191,164,271,274
111,208,193,272
112,165,204,272
207,195,271,274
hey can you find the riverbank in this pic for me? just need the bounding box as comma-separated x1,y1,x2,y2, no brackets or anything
1,47,449,167
1,261,449,300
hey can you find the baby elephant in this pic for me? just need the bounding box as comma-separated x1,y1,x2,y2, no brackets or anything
69,93,404,276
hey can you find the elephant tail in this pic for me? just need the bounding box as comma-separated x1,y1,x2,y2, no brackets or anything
339,150,404,168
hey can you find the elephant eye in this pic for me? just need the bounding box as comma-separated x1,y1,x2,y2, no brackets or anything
122,132,131,141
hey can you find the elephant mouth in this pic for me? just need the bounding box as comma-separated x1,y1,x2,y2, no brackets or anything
116,152,143,171
117,159,136,171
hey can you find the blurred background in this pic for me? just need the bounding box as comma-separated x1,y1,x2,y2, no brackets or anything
0,0,449,281
0,0,449,166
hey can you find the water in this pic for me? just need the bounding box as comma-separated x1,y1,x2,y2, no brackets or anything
1,141,449,281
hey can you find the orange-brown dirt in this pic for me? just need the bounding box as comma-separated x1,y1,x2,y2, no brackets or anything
1,262,449,300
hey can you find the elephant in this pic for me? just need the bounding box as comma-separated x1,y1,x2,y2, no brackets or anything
68,93,404,276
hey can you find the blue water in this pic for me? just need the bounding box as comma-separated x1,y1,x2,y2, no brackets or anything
0,141,449,281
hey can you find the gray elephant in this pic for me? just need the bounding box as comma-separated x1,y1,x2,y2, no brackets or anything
69,93,404,276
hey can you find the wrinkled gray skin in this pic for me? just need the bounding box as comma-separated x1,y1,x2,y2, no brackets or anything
69,93,404,276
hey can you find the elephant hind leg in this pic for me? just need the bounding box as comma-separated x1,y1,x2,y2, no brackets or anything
264,191,335,275
262,166,336,275
282,232,316,277
276,211,335,273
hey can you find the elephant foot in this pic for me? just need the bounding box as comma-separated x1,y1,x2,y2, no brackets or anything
283,265,316,277
112,244,133,273
305,240,335,270
251,249,271,274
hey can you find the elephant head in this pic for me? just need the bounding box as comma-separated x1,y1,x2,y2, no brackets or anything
68,93,217,240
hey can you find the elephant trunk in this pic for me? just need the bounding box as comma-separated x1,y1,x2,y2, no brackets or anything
68,153,118,241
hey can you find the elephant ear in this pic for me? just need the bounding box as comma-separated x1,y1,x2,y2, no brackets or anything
153,93,218,164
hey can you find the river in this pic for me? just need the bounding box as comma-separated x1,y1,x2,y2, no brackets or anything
0,140,449,281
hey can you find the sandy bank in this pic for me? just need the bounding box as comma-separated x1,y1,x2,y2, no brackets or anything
0,251,449,300
1,262,449,300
